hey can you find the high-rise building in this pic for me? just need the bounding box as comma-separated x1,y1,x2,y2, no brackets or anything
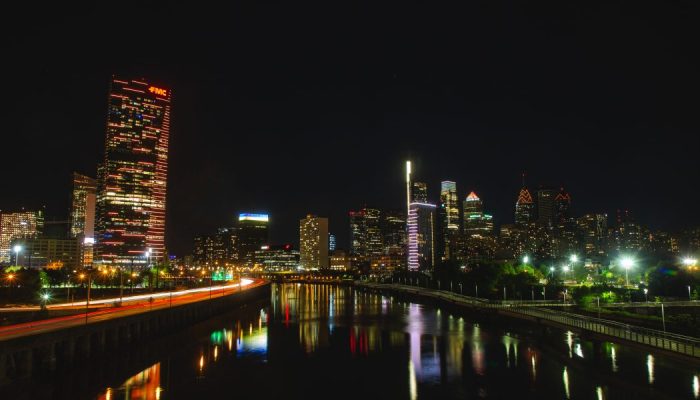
299,215,329,270
439,181,459,261
71,173,97,239
412,182,428,203
612,210,644,255
411,202,436,270
554,187,572,224
382,210,406,268
193,227,238,266
537,188,558,226
463,192,493,236
515,186,536,226
328,233,336,252
71,173,97,267
0,209,44,264
577,213,608,259
349,208,383,262
237,213,269,267
95,76,171,267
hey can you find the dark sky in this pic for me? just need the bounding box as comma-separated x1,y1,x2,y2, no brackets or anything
3,1,699,256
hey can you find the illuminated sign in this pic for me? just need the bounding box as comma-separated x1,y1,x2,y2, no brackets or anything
148,86,168,96
83,237,95,245
238,213,269,222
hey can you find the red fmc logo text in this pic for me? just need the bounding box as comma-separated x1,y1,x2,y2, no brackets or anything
148,86,167,96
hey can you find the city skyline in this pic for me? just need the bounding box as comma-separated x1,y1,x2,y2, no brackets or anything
3,2,699,257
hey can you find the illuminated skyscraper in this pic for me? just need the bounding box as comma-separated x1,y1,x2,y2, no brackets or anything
299,215,329,270
537,187,557,226
349,208,383,263
577,213,608,258
71,173,96,267
71,173,96,239
439,181,459,261
405,162,435,270
554,187,572,224
406,162,417,269
328,233,336,251
463,191,493,236
515,186,535,226
95,76,171,267
0,209,44,264
237,213,269,266
382,210,406,269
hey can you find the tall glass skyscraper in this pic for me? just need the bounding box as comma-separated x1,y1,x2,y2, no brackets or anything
439,181,459,261
95,76,171,267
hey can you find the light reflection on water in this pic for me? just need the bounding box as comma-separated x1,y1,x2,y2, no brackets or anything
92,284,700,399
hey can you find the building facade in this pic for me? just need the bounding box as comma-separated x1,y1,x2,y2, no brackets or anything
299,215,329,270
0,210,44,264
237,213,269,267
95,76,171,267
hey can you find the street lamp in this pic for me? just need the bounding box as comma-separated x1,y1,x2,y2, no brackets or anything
688,285,692,301
7,273,15,297
522,255,530,264
40,292,50,310
620,257,634,287
569,254,579,264
13,245,22,266
683,258,698,270
644,288,648,302
562,265,570,280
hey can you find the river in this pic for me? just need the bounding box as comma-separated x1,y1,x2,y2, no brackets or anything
8,283,700,399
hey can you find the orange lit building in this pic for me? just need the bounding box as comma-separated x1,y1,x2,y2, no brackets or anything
95,76,171,267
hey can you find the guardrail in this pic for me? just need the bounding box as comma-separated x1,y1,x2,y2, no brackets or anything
510,305,700,358
357,282,700,358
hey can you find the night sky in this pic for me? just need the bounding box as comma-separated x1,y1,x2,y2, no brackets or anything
3,2,699,256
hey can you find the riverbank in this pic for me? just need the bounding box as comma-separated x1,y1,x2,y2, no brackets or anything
356,281,700,363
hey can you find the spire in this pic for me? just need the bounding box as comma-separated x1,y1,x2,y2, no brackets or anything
466,191,480,201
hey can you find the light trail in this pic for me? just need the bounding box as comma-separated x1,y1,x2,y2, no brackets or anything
49,278,254,308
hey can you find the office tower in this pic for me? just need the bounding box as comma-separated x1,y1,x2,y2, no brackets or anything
0,209,44,264
329,233,336,251
95,76,171,267
439,181,459,261
71,173,97,267
193,227,238,266
349,208,383,260
537,188,558,226
237,213,269,267
463,192,493,236
71,173,97,239
612,210,644,254
515,186,535,226
577,213,608,258
405,161,417,270
412,182,428,203
299,215,329,269
256,244,299,272
411,202,436,270
382,210,406,269
554,187,572,224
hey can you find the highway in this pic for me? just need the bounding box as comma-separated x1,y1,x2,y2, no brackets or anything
0,278,262,341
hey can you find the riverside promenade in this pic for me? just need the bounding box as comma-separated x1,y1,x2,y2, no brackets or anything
356,281,700,361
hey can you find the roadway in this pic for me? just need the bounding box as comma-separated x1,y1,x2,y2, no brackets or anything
0,278,262,341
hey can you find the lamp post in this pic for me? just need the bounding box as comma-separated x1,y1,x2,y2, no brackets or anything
459,283,462,295
620,257,634,287
7,273,15,298
522,255,530,265
644,288,648,303
13,245,22,267
683,258,698,270
688,285,692,301
84,271,92,324
549,266,555,279
569,255,578,281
